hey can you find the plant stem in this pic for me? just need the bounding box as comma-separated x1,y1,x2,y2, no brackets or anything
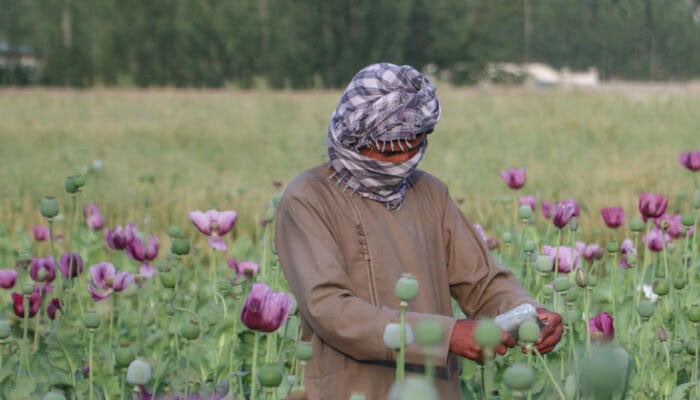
250,331,261,400
397,301,407,382
533,348,566,399
89,329,95,400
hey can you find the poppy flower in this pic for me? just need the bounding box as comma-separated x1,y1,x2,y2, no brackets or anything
30,257,56,283
590,312,615,343
228,258,260,278
83,204,105,230
241,283,293,333
59,252,84,278
499,168,526,190
541,245,580,273
575,241,603,261
87,262,135,301
619,239,637,269
601,207,625,229
0,269,18,289
541,201,552,219
189,210,238,251
47,298,63,320
12,287,43,318
643,228,669,252
105,224,137,250
552,202,576,229
638,192,668,221
680,150,700,172
33,225,50,241
519,196,536,211
126,235,159,277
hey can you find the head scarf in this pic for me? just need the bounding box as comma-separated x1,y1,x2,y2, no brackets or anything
327,63,442,209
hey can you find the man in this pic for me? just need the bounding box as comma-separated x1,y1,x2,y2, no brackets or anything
274,63,563,399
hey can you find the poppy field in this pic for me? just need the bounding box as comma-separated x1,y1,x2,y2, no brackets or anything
1,86,699,399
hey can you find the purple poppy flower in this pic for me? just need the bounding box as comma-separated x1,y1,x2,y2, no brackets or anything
542,245,580,273
89,262,116,291
499,167,526,190
113,271,135,292
33,225,50,241
518,196,537,211
541,201,552,219
552,202,576,229
228,258,260,278
241,283,293,333
87,262,134,301
654,214,694,239
30,257,56,283
680,150,700,172
12,287,43,318
189,210,238,251
643,228,670,252
126,235,159,263
105,224,137,250
47,298,63,320
0,269,18,289
639,192,668,221
83,204,105,230
619,239,637,269
59,252,84,278
590,312,615,343
575,241,603,261
601,207,625,229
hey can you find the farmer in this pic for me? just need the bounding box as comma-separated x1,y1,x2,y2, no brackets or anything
274,63,563,399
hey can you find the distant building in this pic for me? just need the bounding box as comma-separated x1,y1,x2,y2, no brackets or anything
0,43,41,84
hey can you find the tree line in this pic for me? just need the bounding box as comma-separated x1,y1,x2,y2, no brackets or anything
1,0,699,88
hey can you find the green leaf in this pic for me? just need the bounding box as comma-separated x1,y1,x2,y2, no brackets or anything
670,381,700,400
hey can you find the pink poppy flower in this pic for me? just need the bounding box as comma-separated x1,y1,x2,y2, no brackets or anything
541,201,552,219
638,192,668,221
643,228,670,252
30,257,56,283
0,269,18,289
541,245,580,273
241,283,293,333
126,235,159,277
519,196,537,211
33,225,50,241
575,241,603,261
87,262,135,302
105,224,138,250
680,150,700,172
59,252,84,278
619,239,637,269
12,287,43,318
590,312,615,343
499,168,526,190
228,258,260,278
189,210,238,251
601,207,625,229
654,214,694,239
552,202,576,229
83,204,105,230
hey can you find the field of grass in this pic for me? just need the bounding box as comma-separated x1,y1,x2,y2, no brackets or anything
1,83,698,238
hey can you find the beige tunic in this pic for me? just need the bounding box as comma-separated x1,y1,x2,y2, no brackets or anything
274,164,539,400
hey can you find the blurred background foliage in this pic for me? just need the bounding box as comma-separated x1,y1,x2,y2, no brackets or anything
1,0,700,88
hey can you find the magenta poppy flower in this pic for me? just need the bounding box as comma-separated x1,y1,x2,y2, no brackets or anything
228,258,260,278
518,196,537,211
241,283,293,333
30,257,56,283
105,224,137,250
499,168,526,190
59,252,84,278
575,241,603,261
541,245,580,273
619,239,637,269
638,192,668,221
47,298,63,320
552,202,576,229
88,262,135,301
0,269,18,289
643,228,670,252
601,207,625,229
561,199,580,217
590,312,615,343
189,210,238,251
12,287,43,318
541,201,552,219
680,150,700,172
33,225,50,241
126,234,159,277
83,204,105,230
654,214,693,239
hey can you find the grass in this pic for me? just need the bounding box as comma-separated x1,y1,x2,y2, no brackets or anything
1,84,698,238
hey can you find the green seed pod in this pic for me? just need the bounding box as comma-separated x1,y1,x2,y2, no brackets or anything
180,321,200,340
42,391,67,400
39,196,60,219
164,303,176,316
653,280,670,296
682,214,695,227
258,364,284,387
349,394,367,400
0,320,11,340
673,275,688,290
474,319,502,348
637,300,656,319
629,216,646,232
64,176,79,194
565,285,580,302
575,269,589,288
22,282,35,295
517,319,541,344
73,174,86,188
517,205,533,221
606,240,619,254
563,309,580,326
687,304,700,323
394,274,419,302
170,238,190,256
580,345,629,397
159,270,178,289
415,319,445,347
82,312,101,330
693,189,700,209
625,253,638,268
126,359,152,385
686,340,699,356
167,225,182,238
503,364,536,392
670,341,684,354
383,322,414,349
522,240,536,253
115,345,135,369
569,217,579,232
501,232,513,244
587,274,598,287
535,255,552,274
500,196,511,205
295,341,313,361
553,276,571,293
387,376,438,400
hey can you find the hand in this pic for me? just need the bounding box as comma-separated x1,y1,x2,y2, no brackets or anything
524,307,563,355
450,319,515,363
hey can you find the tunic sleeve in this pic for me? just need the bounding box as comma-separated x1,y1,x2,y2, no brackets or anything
443,192,542,319
274,179,456,367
